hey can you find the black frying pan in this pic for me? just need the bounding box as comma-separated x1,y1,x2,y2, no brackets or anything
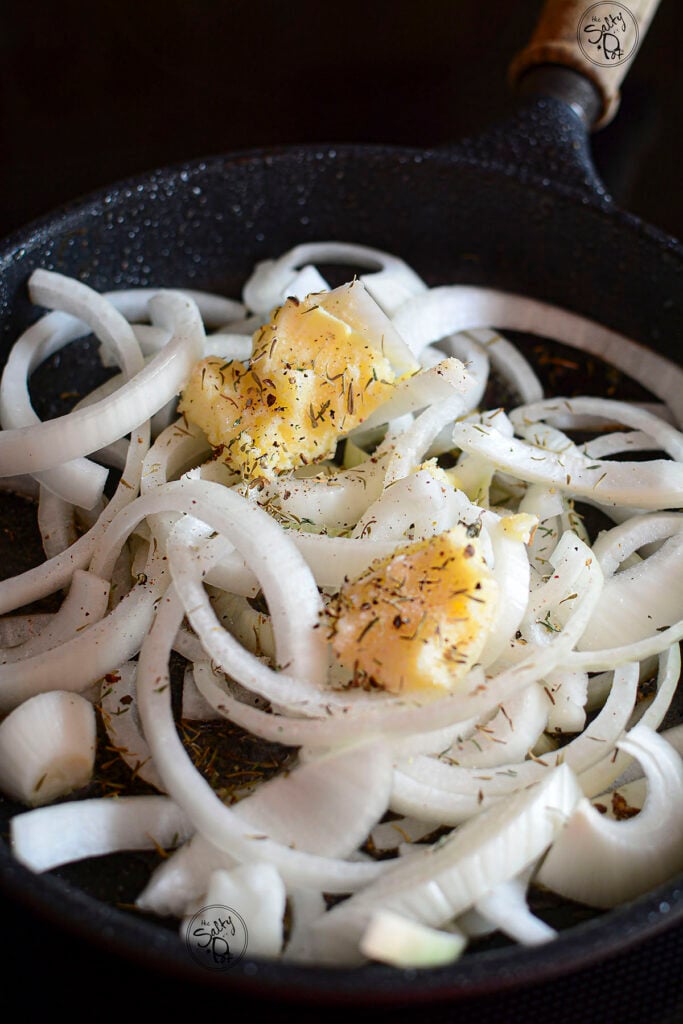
0,0,682,1010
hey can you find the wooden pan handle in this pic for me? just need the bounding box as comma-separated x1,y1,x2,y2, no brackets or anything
510,0,662,128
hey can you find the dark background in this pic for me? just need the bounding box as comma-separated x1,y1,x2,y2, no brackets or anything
0,1,682,1020
0,0,682,241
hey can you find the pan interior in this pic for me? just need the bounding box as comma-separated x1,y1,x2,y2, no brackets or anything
0,144,682,1000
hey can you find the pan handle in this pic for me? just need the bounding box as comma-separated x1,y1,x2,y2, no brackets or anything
509,0,661,129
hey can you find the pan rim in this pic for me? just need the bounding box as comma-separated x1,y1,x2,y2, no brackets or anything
2,835,683,1003
1,141,681,268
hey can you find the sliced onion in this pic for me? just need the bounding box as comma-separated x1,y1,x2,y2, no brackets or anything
392,287,683,425
99,662,164,791
234,738,393,860
357,358,473,433
0,558,167,712
360,910,467,968
282,888,328,963
467,874,556,946
2,253,682,969
11,796,192,871
0,691,96,806
536,724,683,907
311,764,581,965
242,242,427,319
451,421,683,511
37,486,78,559
510,397,683,463
136,585,386,893
0,291,204,476
0,416,150,616
181,863,286,959
578,532,683,650
579,645,681,797
0,569,109,665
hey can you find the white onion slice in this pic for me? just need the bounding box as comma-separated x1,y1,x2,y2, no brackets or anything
0,691,96,806
511,397,683,463
479,514,534,667
212,531,407,595
283,888,328,963
28,269,144,376
0,291,204,476
0,614,53,648
99,662,164,791
0,569,109,664
242,242,426,319
360,910,467,968
235,739,393,860
0,559,166,712
311,764,581,964
90,479,328,699
194,659,483,751
481,330,543,405
385,395,466,485
208,593,275,662
442,684,547,769
578,532,683,650
280,264,330,302
536,725,683,907
136,585,385,892
566,621,683,671
137,832,237,917
0,416,150,616
451,421,683,510
182,863,286,959
11,795,192,871
37,486,78,559
430,331,488,411
543,669,588,734
182,664,225,721
580,645,681,798
395,662,637,805
0,289,134,507
356,358,472,433
350,467,462,543
591,512,683,576
370,817,442,852
469,875,556,946
392,286,683,425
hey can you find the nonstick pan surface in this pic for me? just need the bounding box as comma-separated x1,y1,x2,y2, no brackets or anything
0,6,682,1012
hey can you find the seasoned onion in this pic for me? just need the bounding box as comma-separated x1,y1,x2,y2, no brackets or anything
0,245,681,968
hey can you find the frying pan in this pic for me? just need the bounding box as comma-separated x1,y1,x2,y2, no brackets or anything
0,0,682,1008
